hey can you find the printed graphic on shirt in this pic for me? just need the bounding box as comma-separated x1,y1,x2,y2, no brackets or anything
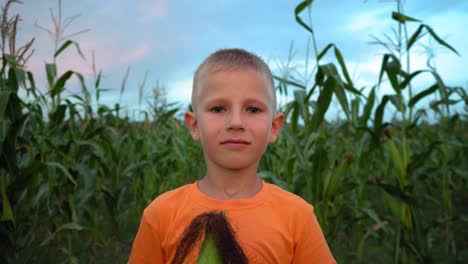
171,211,248,264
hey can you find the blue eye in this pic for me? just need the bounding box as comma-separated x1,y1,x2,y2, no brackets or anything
247,107,261,113
210,106,224,113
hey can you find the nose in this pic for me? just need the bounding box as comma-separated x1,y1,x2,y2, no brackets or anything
227,108,245,130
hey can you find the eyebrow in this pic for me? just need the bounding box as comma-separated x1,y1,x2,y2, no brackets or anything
202,97,270,109
202,97,227,105
244,98,268,108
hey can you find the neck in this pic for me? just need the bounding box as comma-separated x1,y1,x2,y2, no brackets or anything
198,162,262,200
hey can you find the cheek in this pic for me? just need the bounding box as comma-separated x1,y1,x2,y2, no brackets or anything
198,116,222,136
251,120,271,137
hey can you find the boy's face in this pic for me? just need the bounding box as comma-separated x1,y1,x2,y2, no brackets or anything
185,69,284,171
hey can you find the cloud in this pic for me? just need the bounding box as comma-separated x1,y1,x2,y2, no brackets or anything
347,8,392,34
117,42,153,65
167,78,192,106
138,0,168,23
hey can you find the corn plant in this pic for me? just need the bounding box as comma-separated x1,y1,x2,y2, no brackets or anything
262,0,467,263
1,0,467,263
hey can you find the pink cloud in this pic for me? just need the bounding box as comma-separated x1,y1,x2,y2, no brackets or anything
117,42,152,65
22,21,159,98
29,36,152,72
138,0,168,23
148,0,167,18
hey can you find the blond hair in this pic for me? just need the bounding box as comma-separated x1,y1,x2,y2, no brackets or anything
191,48,276,111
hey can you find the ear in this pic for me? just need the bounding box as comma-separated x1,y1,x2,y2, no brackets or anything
184,111,200,141
269,112,284,144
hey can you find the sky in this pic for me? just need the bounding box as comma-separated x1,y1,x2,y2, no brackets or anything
9,0,468,120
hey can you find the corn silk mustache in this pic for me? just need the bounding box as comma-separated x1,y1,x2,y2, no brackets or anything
171,211,249,264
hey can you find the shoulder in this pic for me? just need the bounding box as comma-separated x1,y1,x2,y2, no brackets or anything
143,183,193,222
265,182,314,213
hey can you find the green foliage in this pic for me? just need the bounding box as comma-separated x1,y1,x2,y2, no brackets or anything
267,0,467,263
0,0,466,263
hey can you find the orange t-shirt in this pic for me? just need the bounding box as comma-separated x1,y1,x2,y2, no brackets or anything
128,181,336,264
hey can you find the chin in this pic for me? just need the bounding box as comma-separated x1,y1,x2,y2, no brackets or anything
213,159,259,171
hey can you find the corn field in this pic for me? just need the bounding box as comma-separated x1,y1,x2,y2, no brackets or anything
1,0,467,263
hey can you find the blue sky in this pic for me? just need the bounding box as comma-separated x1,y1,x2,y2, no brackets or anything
12,0,468,119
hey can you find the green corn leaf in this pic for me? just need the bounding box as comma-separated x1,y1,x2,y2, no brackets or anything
46,63,57,89
391,12,421,23
407,141,441,174
315,65,325,85
282,126,306,165
407,25,424,51
156,109,179,126
378,54,401,94
408,25,459,55
95,70,102,89
0,91,11,118
386,139,406,182
425,25,459,55
1,176,14,222
74,71,90,101
305,83,318,102
273,75,306,90
319,63,340,80
334,46,361,95
377,55,390,86
359,87,375,127
49,104,67,125
453,86,467,104
290,101,299,132
7,67,19,92
399,70,427,91
5,71,22,121
14,68,26,89
379,183,413,205
319,63,350,118
333,83,350,119
258,171,290,191
0,118,10,147
83,126,107,140
362,208,382,225
121,161,150,178
293,89,308,122
408,83,438,107
324,159,346,198
408,109,427,130
351,98,359,124
1,54,9,73
45,162,77,186
54,40,74,58
310,76,333,131
26,71,39,98
51,70,74,98
430,98,461,109
40,222,84,246
374,95,390,134
54,39,86,59
295,0,314,34
2,54,17,68
388,94,405,112
317,43,334,61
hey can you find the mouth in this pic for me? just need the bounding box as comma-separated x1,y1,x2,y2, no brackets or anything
220,139,251,149
221,139,250,145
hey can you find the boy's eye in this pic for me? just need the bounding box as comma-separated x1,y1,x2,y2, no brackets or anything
247,107,261,113
210,106,225,113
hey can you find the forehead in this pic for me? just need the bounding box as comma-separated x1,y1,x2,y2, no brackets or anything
196,69,274,102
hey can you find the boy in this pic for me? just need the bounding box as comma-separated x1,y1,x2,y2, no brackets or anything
129,49,336,263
